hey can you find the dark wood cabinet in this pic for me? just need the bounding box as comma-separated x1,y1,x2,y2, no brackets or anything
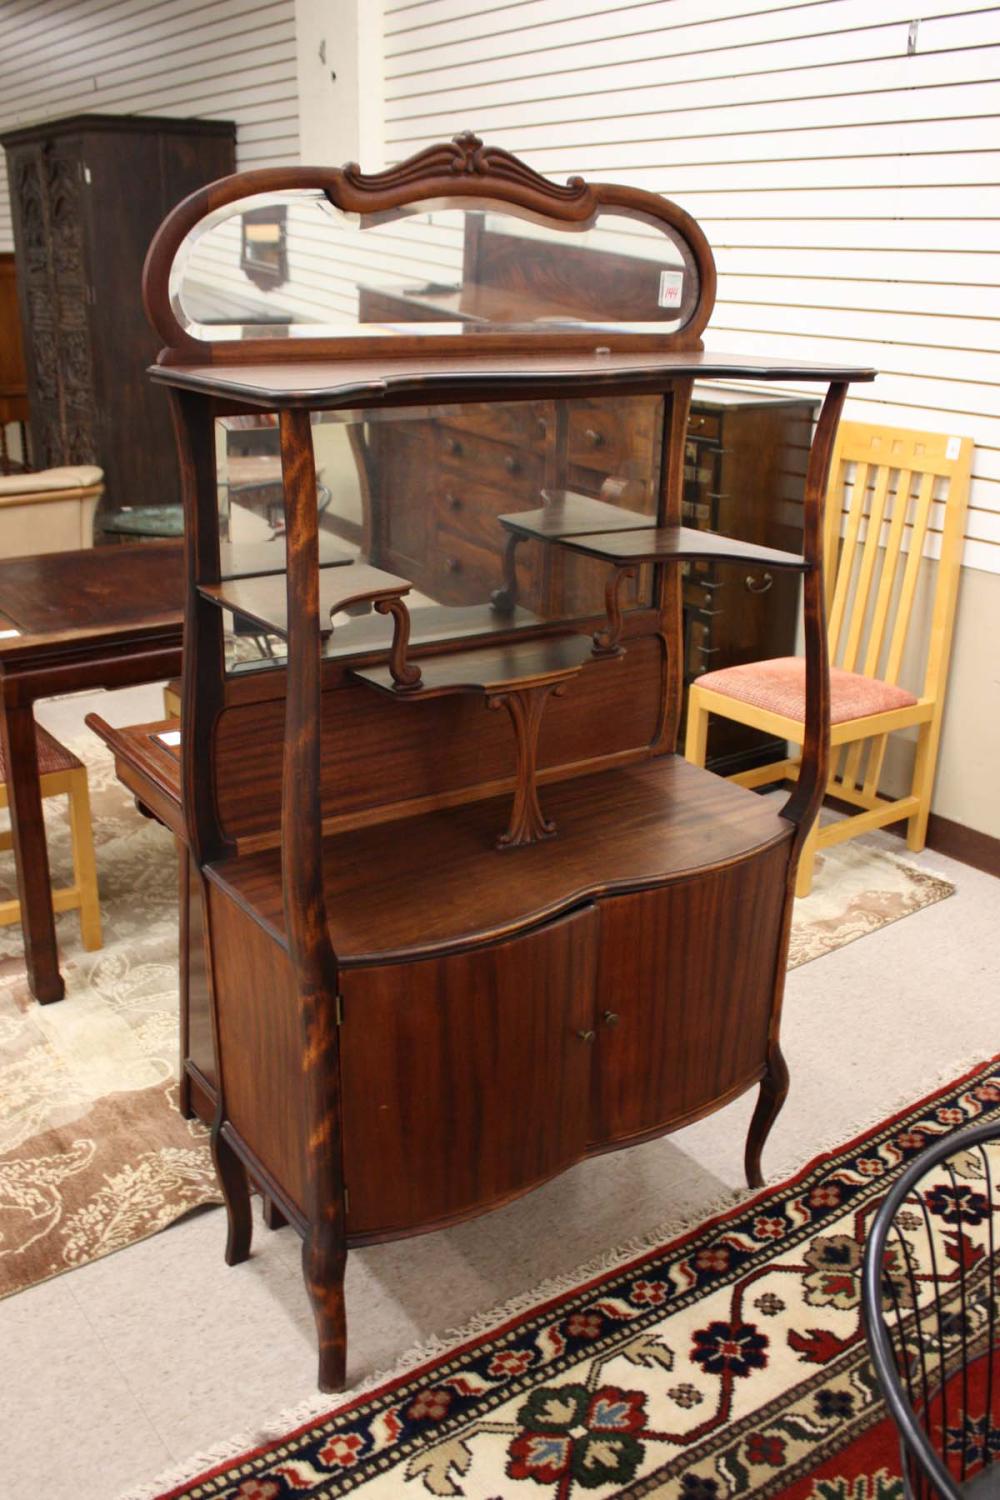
1,114,234,523
92,131,874,1393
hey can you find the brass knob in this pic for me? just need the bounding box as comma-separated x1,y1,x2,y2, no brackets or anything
602,1010,619,1026
445,492,463,511
585,428,604,448
576,1029,596,1043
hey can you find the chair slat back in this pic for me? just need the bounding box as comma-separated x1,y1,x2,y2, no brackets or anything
823,423,973,695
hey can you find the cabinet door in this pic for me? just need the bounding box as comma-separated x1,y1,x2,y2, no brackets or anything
592,842,790,1147
340,905,598,1238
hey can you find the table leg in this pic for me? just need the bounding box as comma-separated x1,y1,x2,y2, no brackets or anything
0,698,64,1002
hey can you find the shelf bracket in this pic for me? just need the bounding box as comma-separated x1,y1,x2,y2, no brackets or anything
490,532,523,615
592,563,638,657
486,682,567,849
373,597,422,691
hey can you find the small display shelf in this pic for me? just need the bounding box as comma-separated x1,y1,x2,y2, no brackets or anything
198,563,412,639
219,535,353,580
353,635,599,847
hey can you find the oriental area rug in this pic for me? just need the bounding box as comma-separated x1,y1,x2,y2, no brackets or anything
138,1057,1000,1500
0,736,953,1299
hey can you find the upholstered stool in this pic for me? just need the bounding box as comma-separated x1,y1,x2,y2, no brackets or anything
0,724,102,951
0,465,103,556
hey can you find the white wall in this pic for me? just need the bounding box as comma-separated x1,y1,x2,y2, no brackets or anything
382,0,1000,579
0,0,299,253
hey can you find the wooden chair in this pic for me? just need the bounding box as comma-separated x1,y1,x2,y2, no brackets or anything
685,422,973,896
0,724,102,950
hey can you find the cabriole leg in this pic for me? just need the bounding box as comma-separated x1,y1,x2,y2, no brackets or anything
212,1123,252,1265
744,1044,789,1189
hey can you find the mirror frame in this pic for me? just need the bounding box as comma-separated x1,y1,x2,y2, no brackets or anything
143,132,717,366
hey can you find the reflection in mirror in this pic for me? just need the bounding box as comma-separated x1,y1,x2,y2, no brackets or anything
175,196,699,342
217,393,663,675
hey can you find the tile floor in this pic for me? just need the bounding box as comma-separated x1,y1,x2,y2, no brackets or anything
3,683,998,1499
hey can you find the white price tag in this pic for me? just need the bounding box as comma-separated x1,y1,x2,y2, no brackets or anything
658,269,684,308
946,436,961,460
156,729,182,748
0,628,21,639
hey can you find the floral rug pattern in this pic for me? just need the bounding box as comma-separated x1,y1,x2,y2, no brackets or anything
0,735,953,1299
153,1059,1000,1499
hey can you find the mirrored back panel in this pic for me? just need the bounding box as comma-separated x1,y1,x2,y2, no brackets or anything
216,391,664,673
176,200,700,344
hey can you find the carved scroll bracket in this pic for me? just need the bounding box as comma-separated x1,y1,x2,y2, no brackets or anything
487,682,567,850
373,597,422,691
592,564,638,657
490,533,523,615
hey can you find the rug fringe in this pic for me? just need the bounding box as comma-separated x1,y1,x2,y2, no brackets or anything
118,1049,995,1500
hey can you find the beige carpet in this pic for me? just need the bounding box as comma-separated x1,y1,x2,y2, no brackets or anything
0,739,954,1300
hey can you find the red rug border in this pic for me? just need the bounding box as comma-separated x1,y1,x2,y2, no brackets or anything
161,1050,998,1500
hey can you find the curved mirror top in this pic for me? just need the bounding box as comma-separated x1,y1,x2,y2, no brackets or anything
172,195,701,343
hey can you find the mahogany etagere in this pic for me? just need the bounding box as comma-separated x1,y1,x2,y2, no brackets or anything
112,134,874,1391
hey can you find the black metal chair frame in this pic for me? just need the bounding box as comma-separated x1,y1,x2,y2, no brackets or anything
862,1115,1000,1500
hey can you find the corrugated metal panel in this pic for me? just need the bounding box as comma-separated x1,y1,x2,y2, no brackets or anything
384,1,1000,574
0,0,298,252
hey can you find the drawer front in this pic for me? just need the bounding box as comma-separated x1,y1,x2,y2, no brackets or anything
687,408,722,442
340,905,598,1237
431,422,546,492
435,401,552,451
566,397,657,476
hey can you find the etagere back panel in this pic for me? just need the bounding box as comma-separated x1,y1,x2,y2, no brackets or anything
133,133,875,1390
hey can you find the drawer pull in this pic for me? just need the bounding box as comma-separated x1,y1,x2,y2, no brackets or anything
584,428,605,449
602,1010,619,1027
504,454,521,474
745,572,774,595
445,557,462,574
576,1028,596,1044
445,492,463,512
444,436,463,456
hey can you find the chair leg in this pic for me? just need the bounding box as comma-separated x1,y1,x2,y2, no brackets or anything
794,819,820,898
67,767,102,951
684,686,710,766
906,721,937,852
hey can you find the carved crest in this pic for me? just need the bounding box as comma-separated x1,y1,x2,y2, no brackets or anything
343,132,588,202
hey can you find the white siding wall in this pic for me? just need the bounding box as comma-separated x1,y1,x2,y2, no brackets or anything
383,0,1000,576
0,0,299,253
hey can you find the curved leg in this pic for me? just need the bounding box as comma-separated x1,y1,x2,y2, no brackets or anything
212,1122,252,1265
261,1193,288,1231
304,1232,348,1393
744,1044,789,1189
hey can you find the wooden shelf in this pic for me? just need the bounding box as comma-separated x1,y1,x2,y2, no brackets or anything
536,524,808,571
148,349,877,411
199,563,411,639
205,753,793,967
351,634,594,699
500,490,652,541
219,535,353,580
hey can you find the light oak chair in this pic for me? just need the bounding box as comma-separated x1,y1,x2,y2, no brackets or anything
0,725,102,950
685,421,973,896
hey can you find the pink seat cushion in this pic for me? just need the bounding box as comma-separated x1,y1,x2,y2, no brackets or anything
697,656,918,725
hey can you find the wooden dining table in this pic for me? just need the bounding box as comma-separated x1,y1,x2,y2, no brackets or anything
0,542,184,1002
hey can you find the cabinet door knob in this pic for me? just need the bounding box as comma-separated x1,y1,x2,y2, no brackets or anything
445,492,463,511
445,556,461,573
444,436,463,456
745,572,774,595
576,1028,596,1044
504,454,521,474
584,428,604,448
536,417,548,439
602,1010,619,1026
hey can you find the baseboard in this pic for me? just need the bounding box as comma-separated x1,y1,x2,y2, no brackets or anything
921,813,1000,878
